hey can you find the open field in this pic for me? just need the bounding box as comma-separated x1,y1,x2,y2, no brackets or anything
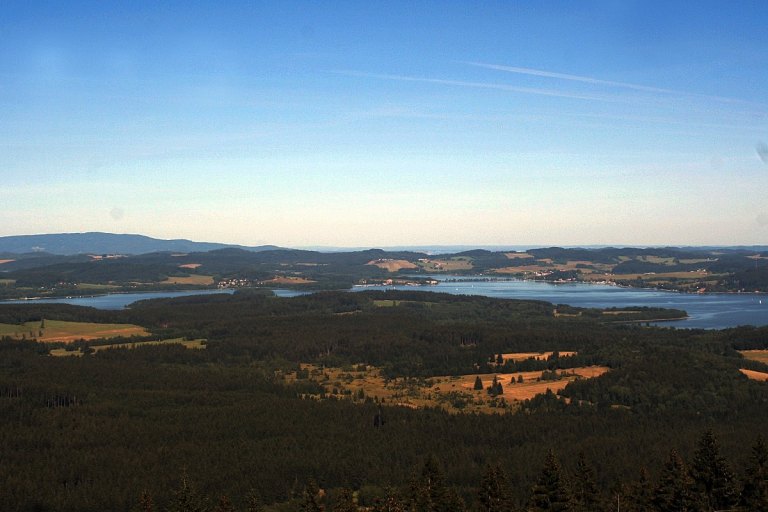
162,274,214,285
499,351,577,362
49,337,206,357
367,259,418,272
178,263,202,269
740,369,768,381
416,257,474,272
740,350,768,365
0,259,15,265
262,276,316,285
0,279,15,285
0,320,149,342
75,283,121,290
373,299,435,308
504,252,534,259
287,362,608,414
581,270,718,282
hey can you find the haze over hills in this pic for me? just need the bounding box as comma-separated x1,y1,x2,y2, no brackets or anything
0,232,281,256
2,233,767,257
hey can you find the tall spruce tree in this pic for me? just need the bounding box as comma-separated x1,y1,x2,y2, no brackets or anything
332,488,357,512
528,450,571,512
409,455,462,512
212,495,235,512
690,430,738,511
372,489,407,512
478,463,514,512
742,435,768,511
625,467,653,512
301,479,324,512
652,449,698,512
244,489,263,512
571,452,602,512
166,469,208,512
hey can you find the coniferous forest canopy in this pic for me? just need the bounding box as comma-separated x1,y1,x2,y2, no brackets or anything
2,289,768,511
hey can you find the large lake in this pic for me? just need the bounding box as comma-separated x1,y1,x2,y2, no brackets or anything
350,278,768,330
3,279,767,329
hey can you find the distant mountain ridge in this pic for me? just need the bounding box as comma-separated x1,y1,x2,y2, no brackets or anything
0,232,280,255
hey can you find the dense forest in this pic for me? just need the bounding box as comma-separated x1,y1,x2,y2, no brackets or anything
1,290,768,510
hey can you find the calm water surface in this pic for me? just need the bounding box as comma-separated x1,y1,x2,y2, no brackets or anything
2,289,235,309
353,277,768,330
3,279,766,329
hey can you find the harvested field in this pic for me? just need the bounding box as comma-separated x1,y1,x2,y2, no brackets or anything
740,350,768,365
178,263,202,269
500,351,577,362
367,259,418,272
417,258,473,272
740,369,768,381
0,259,15,265
286,362,606,414
0,320,149,342
493,265,546,274
263,276,316,285
50,338,206,357
163,274,214,285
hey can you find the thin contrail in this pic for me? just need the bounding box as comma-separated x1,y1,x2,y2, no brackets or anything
465,61,765,107
334,70,622,103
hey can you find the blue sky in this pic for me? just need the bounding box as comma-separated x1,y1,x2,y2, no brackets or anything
2,1,767,247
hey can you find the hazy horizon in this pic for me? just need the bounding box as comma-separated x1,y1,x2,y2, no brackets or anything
3,2,767,247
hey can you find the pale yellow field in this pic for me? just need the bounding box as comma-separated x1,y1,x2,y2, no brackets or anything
417,258,474,272
262,276,316,285
50,338,206,357
162,274,214,285
504,252,534,259
367,259,418,272
178,263,202,269
499,351,577,362
0,320,149,342
493,265,547,274
587,271,714,281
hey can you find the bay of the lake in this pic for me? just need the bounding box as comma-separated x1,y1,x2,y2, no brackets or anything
2,289,235,310
3,278,767,329
352,277,768,329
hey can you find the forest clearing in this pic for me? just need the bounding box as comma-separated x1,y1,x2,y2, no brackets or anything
287,361,609,413
0,319,149,342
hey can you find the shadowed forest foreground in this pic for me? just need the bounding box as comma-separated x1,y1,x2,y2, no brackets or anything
2,291,768,511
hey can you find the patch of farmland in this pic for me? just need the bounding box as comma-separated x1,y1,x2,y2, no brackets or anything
286,362,607,414
367,259,418,272
0,320,149,342
740,350,768,365
162,274,214,285
740,369,768,381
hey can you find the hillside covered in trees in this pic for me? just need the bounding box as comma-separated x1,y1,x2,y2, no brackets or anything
2,243,768,300
1,290,768,510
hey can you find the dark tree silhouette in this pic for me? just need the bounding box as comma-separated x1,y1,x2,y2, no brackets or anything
741,436,768,511
690,430,738,511
571,452,603,512
478,463,514,512
528,450,571,512
652,449,698,512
